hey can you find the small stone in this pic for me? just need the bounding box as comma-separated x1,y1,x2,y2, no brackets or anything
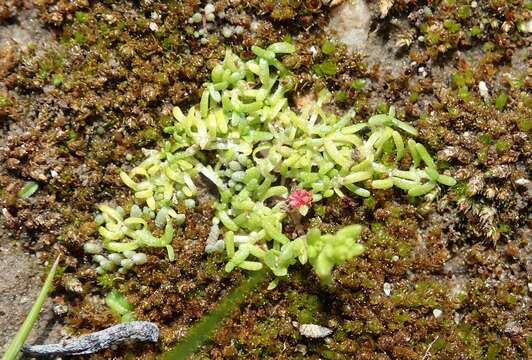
478,81,489,99
515,178,530,186
471,1,478,8
299,324,333,338
383,282,392,296
433,309,443,318
149,22,159,31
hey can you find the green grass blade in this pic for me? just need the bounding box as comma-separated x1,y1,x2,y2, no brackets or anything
2,255,61,360
159,270,267,360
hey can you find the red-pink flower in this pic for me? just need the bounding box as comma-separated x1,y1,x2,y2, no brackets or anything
287,189,312,209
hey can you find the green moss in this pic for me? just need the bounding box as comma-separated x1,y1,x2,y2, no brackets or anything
457,5,471,18
52,74,64,87
286,289,321,323
350,78,366,91
74,31,87,45
0,95,10,107
482,41,494,52
486,342,502,360
495,138,512,153
431,338,446,353
335,91,348,103
97,274,117,289
443,20,461,33
495,92,508,110
314,60,337,76
75,11,88,23
363,196,376,210
321,40,336,55
470,25,482,37
516,118,531,132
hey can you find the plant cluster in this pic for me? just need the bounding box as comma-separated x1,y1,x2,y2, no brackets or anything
87,42,455,282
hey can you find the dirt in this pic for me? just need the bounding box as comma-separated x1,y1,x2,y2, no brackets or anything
0,239,63,355
0,4,63,355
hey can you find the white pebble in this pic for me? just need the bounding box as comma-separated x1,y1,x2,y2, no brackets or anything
149,22,159,32
433,309,443,318
478,81,489,99
471,1,478,8
515,178,530,186
299,324,333,338
383,282,392,296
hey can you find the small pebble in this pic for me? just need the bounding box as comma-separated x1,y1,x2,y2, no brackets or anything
383,282,392,296
149,22,159,32
298,324,333,339
433,309,443,318
478,81,489,99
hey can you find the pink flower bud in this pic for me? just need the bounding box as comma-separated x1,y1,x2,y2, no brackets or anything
287,189,312,209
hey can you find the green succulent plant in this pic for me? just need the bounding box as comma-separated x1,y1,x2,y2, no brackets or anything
89,42,455,283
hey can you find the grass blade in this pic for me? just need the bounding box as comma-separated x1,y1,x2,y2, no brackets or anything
160,270,267,360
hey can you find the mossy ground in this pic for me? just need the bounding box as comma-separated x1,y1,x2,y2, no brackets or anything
0,0,530,359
